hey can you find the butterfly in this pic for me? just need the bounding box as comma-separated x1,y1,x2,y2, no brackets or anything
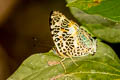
49,11,96,72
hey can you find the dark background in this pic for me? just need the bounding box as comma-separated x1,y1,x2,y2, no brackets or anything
0,0,119,79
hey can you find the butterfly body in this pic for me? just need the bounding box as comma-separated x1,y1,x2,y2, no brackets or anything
49,11,96,58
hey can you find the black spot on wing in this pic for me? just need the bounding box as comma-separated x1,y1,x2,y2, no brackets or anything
54,16,60,22
55,25,60,27
61,19,69,27
54,38,60,42
54,30,59,34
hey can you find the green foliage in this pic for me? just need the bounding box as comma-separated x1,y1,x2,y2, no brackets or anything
66,0,120,43
85,24,120,43
67,0,120,22
7,42,120,80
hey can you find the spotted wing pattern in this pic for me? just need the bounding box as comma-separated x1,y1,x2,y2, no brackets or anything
49,11,96,58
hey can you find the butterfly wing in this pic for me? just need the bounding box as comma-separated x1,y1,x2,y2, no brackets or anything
49,11,77,57
49,11,96,58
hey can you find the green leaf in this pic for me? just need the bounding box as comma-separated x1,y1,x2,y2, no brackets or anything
7,41,120,80
66,0,120,43
66,6,115,26
67,0,120,22
85,24,120,43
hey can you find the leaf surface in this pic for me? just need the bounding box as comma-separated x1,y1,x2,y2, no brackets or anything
7,42,120,80
67,0,120,22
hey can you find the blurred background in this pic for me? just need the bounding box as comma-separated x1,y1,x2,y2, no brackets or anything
0,0,120,80
0,0,77,79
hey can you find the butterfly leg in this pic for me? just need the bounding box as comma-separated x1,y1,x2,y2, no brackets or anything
66,53,78,66
60,58,67,73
